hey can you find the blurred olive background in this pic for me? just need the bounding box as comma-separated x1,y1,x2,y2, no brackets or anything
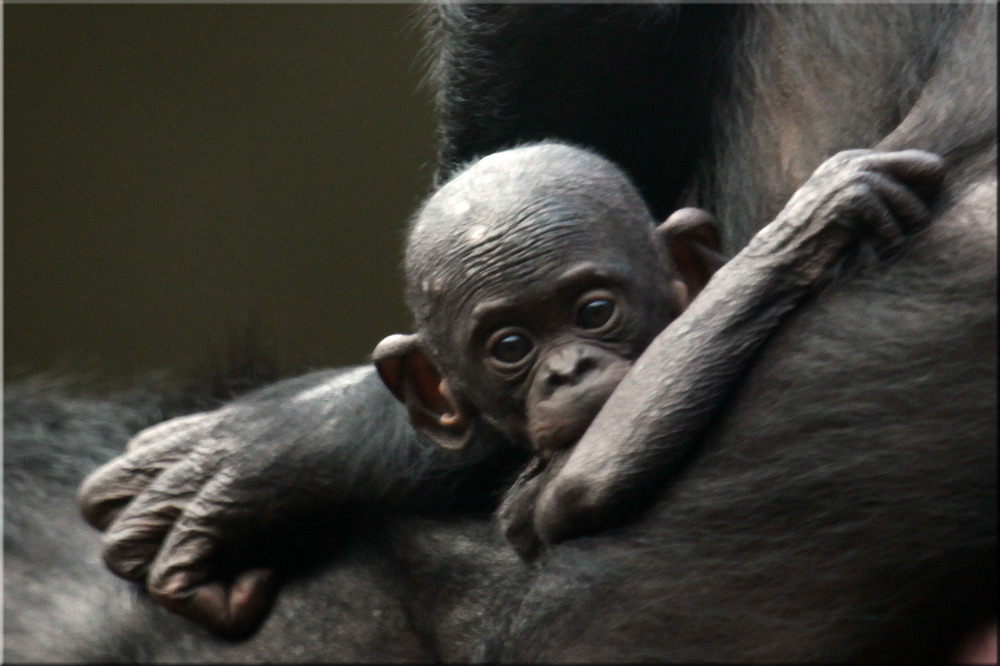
5,4,437,386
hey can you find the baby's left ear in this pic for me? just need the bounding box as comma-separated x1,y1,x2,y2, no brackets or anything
655,207,728,301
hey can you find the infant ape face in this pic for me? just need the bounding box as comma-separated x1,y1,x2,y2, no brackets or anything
426,202,680,453
375,143,718,453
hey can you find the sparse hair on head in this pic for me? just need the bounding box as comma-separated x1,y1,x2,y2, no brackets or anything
403,142,657,328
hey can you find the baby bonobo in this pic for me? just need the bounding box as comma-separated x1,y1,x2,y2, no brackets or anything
373,142,942,559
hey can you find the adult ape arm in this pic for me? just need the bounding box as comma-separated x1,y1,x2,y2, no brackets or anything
534,148,945,545
78,365,522,637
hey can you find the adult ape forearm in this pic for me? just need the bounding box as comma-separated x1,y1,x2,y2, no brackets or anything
535,149,945,544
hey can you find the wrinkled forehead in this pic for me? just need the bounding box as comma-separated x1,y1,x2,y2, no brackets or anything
420,216,630,298
407,202,656,328
404,143,659,325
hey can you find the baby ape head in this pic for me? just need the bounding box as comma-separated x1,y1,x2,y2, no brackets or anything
374,142,722,454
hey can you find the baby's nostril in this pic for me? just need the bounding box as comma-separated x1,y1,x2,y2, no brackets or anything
575,356,596,377
545,371,569,388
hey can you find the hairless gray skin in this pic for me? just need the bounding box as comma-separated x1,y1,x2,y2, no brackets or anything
372,141,943,559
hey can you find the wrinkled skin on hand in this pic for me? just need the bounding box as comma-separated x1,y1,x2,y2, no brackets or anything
78,366,431,637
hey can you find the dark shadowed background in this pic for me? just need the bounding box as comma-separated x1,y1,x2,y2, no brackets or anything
5,4,437,385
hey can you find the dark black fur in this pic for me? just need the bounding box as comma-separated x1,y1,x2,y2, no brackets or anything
427,4,736,220
8,3,996,662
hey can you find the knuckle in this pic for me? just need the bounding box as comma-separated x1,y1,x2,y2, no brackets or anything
76,476,107,515
79,492,129,530
147,568,185,602
77,471,140,529
128,409,227,453
77,459,121,495
816,149,872,175
125,430,158,451
102,531,154,580
183,499,223,525
834,180,875,209
100,497,184,577
127,419,184,450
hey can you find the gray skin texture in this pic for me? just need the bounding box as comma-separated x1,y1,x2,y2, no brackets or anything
63,3,994,660
372,141,944,560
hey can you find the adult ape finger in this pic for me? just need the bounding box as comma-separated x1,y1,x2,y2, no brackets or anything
78,410,221,531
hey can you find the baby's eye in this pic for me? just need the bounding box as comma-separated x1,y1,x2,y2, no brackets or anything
577,298,616,329
489,331,533,365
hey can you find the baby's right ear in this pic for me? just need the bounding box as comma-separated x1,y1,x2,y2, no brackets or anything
373,334,473,451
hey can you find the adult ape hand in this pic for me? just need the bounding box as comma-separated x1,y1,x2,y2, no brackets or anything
78,366,455,637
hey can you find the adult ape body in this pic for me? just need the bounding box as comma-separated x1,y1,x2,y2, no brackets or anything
42,2,999,661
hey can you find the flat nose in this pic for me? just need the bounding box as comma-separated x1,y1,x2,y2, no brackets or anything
543,346,600,388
